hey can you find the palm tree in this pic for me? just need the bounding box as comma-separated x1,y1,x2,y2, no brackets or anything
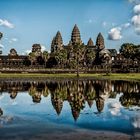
28,52,36,67
43,51,49,67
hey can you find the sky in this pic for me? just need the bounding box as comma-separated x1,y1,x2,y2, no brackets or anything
0,0,140,54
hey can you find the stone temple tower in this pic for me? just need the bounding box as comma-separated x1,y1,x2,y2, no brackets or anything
71,24,82,46
51,31,63,53
87,38,94,47
51,37,55,53
96,33,105,50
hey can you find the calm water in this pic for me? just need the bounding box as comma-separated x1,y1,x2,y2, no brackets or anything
0,79,140,139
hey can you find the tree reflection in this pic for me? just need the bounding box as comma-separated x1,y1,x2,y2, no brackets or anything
68,80,85,121
0,108,3,116
0,80,139,120
120,93,140,107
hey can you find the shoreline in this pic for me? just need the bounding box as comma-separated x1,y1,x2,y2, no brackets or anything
0,73,140,81
20,130,133,140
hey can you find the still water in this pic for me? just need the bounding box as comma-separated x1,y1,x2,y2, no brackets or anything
0,79,140,139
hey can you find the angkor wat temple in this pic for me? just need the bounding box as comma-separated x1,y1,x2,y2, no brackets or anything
0,25,140,73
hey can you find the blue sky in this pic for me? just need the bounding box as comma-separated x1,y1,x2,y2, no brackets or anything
0,0,140,54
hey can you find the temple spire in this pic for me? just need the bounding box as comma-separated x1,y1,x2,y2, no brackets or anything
96,97,104,113
71,24,82,45
87,38,94,47
96,33,105,50
55,31,63,48
51,98,63,116
51,37,55,53
51,31,63,53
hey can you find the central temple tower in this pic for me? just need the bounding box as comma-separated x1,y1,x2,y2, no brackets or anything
71,24,82,46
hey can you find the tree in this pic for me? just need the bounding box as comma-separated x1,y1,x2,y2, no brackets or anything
120,43,136,59
37,56,45,65
73,43,85,77
54,49,67,68
28,52,36,66
85,49,96,68
23,57,31,66
119,43,140,64
46,56,58,68
43,51,49,67
43,51,49,60
135,45,140,61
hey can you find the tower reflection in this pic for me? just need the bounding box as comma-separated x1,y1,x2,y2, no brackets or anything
0,80,139,120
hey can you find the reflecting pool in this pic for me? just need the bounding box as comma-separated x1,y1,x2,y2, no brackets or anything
0,79,140,140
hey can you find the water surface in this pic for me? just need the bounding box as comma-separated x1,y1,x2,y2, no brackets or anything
0,79,140,139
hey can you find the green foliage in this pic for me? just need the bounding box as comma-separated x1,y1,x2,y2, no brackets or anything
46,56,58,68
73,43,85,58
23,57,31,66
120,43,140,60
55,49,67,62
29,52,36,58
37,56,45,65
68,59,77,68
85,49,96,67
43,51,49,60
50,49,67,68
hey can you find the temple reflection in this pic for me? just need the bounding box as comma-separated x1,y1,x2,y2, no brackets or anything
0,80,139,120
0,108,3,116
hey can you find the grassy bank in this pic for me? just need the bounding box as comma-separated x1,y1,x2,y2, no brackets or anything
0,73,140,81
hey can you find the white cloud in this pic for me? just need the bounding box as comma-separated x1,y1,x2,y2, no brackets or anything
125,1,140,35
132,115,140,128
0,44,4,48
41,45,46,52
108,102,121,116
102,21,107,27
11,38,18,42
25,50,31,55
135,27,140,34
9,41,12,43
130,1,140,35
131,14,140,27
85,19,93,24
11,101,17,106
122,23,131,28
128,0,134,3
112,23,116,27
24,45,46,55
128,0,140,4
109,108,121,116
0,95,4,100
108,102,121,109
134,4,140,14
4,37,8,40
131,14,140,34
108,27,122,40
8,38,18,44
88,19,93,23
0,19,14,29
